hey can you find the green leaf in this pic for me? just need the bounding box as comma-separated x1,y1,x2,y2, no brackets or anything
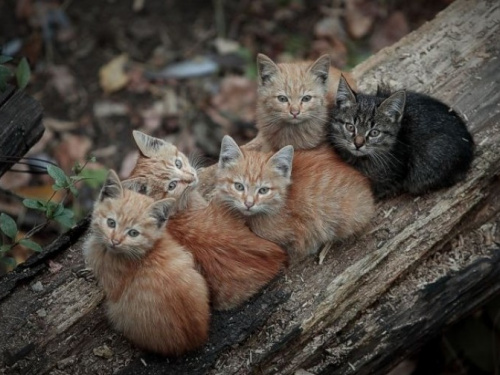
47,165,69,187
19,239,43,252
23,198,47,211
88,156,97,163
1,256,17,270
0,55,14,64
0,213,17,239
15,57,31,90
54,209,75,228
69,185,79,197
0,244,12,253
0,65,12,92
79,168,108,189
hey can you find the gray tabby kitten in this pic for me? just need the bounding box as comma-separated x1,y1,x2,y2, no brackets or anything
327,76,474,199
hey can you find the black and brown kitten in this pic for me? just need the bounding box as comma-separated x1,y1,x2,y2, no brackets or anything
327,76,474,199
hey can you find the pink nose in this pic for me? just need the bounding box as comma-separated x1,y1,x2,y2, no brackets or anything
245,201,254,209
111,239,120,246
290,110,300,118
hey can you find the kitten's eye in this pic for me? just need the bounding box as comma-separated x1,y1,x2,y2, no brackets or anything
301,95,312,102
107,218,116,228
258,187,269,194
168,181,177,191
175,159,182,169
128,229,140,237
234,182,245,191
369,129,380,137
277,95,288,103
345,123,355,132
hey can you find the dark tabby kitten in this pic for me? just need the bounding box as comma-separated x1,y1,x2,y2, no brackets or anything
327,76,474,199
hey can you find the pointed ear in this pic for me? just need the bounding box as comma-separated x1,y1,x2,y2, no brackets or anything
379,90,406,123
132,130,174,158
257,54,279,86
219,135,244,169
336,75,357,109
268,145,294,180
149,198,176,228
308,54,330,85
99,170,123,201
122,177,149,195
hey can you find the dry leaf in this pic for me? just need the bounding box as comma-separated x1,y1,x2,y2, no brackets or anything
13,184,65,202
345,0,379,39
99,54,129,94
53,134,92,171
370,11,410,52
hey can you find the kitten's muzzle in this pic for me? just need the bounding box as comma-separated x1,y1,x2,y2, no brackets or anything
354,135,366,149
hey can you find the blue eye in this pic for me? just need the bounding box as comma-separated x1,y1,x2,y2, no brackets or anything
234,182,244,191
277,95,288,103
128,229,140,237
175,159,182,168
369,129,380,137
258,187,269,194
107,218,116,228
168,181,177,191
302,95,312,102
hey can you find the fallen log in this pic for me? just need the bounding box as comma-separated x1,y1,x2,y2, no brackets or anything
1,0,499,374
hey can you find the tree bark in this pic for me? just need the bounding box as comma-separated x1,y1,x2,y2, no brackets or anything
1,0,499,374
0,85,44,177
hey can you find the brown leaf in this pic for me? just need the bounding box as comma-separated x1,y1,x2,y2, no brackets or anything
370,11,410,52
53,134,92,172
99,54,129,94
344,0,379,39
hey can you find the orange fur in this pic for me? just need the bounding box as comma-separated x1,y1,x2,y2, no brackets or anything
168,195,287,310
125,152,287,310
128,130,207,210
216,136,374,261
254,54,357,152
198,55,356,199
83,171,210,355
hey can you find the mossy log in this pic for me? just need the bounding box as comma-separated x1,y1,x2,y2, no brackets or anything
1,0,499,374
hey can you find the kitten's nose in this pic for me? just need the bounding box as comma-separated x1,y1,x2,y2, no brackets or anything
354,135,365,149
290,109,300,118
111,239,120,247
245,200,254,209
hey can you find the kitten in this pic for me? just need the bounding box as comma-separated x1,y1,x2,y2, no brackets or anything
327,76,475,199
125,173,287,311
83,170,210,355
216,136,374,261
197,54,357,199
253,53,357,152
128,130,207,210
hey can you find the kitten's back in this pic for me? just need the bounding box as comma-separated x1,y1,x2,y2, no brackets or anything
167,201,287,310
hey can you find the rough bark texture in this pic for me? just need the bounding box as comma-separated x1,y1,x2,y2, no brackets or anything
0,85,44,177
1,0,499,374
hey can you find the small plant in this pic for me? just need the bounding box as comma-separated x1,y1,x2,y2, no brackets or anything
0,156,99,267
0,55,31,92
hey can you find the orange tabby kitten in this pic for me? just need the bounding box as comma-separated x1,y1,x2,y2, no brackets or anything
125,174,287,311
198,54,356,198
83,170,210,355
128,130,207,210
216,136,374,261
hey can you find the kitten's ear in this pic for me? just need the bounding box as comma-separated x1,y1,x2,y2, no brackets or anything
219,135,243,169
268,145,294,180
122,177,149,195
132,130,174,158
99,170,123,201
257,54,279,86
336,75,357,109
379,90,406,123
308,54,330,85
149,198,176,228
